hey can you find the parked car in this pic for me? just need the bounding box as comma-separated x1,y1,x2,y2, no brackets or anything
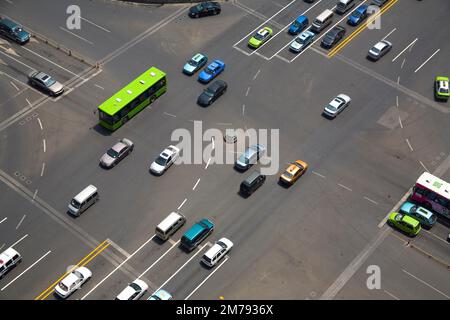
248,27,273,49
234,144,266,171
347,5,369,26
150,145,180,175
99,138,133,168
201,238,233,267
28,71,64,96
289,30,315,53
0,18,30,44
198,59,225,84
398,202,437,229
434,76,449,101
148,289,173,300
371,0,389,7
367,40,392,61
321,26,345,49
115,279,148,300
54,267,92,299
183,53,208,75
0,247,21,279
197,80,227,107
180,219,214,252
387,212,421,237
288,15,309,35
188,1,221,18
322,94,351,118
279,160,308,185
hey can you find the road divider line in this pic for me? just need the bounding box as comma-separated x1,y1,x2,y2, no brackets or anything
405,138,413,152
15,215,26,230
81,235,156,300
414,49,440,73
11,234,28,248
1,250,51,291
381,27,397,41
328,0,398,58
37,117,43,130
178,198,187,210
392,38,418,62
185,256,230,300
137,240,180,280
402,269,450,299
193,178,201,191
35,239,109,300
40,162,45,177
312,171,325,178
0,217,7,224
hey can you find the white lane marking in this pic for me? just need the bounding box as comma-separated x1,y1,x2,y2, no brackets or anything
312,171,325,178
275,55,291,64
59,27,94,45
384,289,400,300
40,162,45,177
233,0,296,47
1,250,51,291
269,0,325,59
42,139,46,153
81,234,156,299
414,49,440,73
192,178,201,191
32,189,38,201
205,158,211,170
242,104,245,116
320,227,391,299
253,51,270,60
400,58,406,69
5,0,13,4
419,160,429,173
233,45,251,56
405,138,413,152
422,229,448,244
398,116,403,129
396,95,399,107
0,217,7,224
137,240,180,280
155,243,207,292
382,27,397,41
11,234,28,247
397,76,400,84
338,183,352,192
21,47,85,79
392,38,418,62
363,196,378,205
0,51,36,71
80,16,111,33
252,69,261,81
10,81,19,91
25,98,32,108
163,112,176,118
245,86,250,97
0,244,4,250
106,238,131,258
402,269,450,299
168,238,176,245
37,117,43,130
178,198,187,210
185,256,230,300
94,84,104,90
15,215,26,230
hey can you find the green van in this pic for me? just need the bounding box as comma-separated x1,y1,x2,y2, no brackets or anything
388,212,421,237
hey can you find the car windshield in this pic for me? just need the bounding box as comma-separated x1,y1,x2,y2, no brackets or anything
203,256,212,263
292,21,300,28
42,75,56,87
327,104,337,111
155,156,168,166
71,199,81,209
254,33,265,41
394,213,403,221
238,154,249,164
439,87,449,93
12,26,22,33
283,172,294,179
58,282,69,291
353,11,362,18
188,59,198,67
151,295,161,300
205,67,215,75
106,148,119,158
371,47,381,54
217,241,227,249
296,37,305,44
130,283,141,291
204,88,215,97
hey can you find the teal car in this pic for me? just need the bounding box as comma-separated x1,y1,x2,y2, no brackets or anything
180,219,214,251
183,53,208,76
434,76,449,101
398,202,437,229
248,27,273,49
388,212,421,237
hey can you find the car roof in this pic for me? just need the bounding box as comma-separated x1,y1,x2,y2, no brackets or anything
374,41,388,50
299,31,313,40
0,248,19,265
116,285,137,300
111,141,127,152
192,53,205,62
245,171,262,184
296,15,307,23
73,185,97,203
286,162,302,174
402,215,420,226
184,219,213,240
62,272,80,286
208,80,226,90
157,212,184,231
34,72,50,81
356,5,368,12
160,145,178,158
257,28,270,37
0,18,19,28
152,289,172,300
400,202,415,212
204,243,223,259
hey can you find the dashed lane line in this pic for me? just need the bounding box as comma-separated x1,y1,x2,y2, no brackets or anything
42,139,46,153
94,84,104,90
414,49,440,73
405,138,413,152
419,160,429,173
363,196,378,205
37,117,43,130
392,38,418,62
402,269,450,299
178,198,187,210
137,240,180,281
252,69,261,81
192,178,201,191
15,214,26,230
0,217,7,224
11,234,28,248
312,171,325,178
338,183,352,192
163,112,177,118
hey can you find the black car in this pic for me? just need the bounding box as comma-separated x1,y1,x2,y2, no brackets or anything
188,2,221,18
240,171,266,198
321,26,346,49
197,80,227,107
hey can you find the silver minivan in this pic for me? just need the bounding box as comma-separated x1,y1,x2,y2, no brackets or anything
155,212,186,241
336,0,356,14
311,9,334,33
68,185,99,216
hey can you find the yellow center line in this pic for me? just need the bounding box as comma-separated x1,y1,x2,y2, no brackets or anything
35,239,110,300
328,0,399,58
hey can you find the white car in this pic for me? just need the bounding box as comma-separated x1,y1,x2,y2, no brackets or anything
99,138,134,168
115,279,148,300
201,237,233,267
148,289,173,300
54,266,92,299
150,145,180,175
367,40,392,61
323,94,351,118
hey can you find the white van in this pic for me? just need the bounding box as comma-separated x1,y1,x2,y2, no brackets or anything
311,9,334,33
336,0,355,14
0,247,22,279
155,212,186,241
68,185,99,216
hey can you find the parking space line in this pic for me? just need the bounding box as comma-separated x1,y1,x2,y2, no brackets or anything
80,16,111,33
363,196,378,205
25,98,32,108
59,27,94,45
137,240,180,280
414,49,440,73
312,171,325,178
233,45,252,56
402,269,450,299
421,229,448,244
10,81,19,91
0,50,36,71
185,256,230,300
338,183,352,192
405,138,413,152
383,289,400,300
40,162,45,177
205,157,211,170
178,198,187,210
1,250,52,291
233,0,296,47
392,38,418,62
11,234,28,247
193,178,201,191
15,215,26,230
0,217,7,224
381,27,397,41
155,243,208,293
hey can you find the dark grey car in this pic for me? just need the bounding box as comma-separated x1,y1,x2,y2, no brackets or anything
197,80,227,107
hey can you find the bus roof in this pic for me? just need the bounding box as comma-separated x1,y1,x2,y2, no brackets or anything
416,172,450,200
98,67,165,116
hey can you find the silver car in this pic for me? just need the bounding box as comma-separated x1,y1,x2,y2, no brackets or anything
289,30,315,53
234,144,266,171
367,40,392,61
150,145,180,175
323,94,351,118
100,138,134,168
29,71,64,96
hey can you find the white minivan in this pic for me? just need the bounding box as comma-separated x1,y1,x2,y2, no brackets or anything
311,9,334,33
336,0,356,14
0,247,22,279
68,185,99,216
155,212,186,241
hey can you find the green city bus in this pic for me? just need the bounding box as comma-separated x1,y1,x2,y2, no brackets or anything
98,67,167,131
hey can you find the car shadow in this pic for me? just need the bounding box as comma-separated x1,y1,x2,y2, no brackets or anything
277,180,291,189
91,123,112,136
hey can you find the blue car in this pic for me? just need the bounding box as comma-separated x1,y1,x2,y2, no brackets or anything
198,59,225,83
347,5,368,26
183,53,208,76
288,15,309,35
